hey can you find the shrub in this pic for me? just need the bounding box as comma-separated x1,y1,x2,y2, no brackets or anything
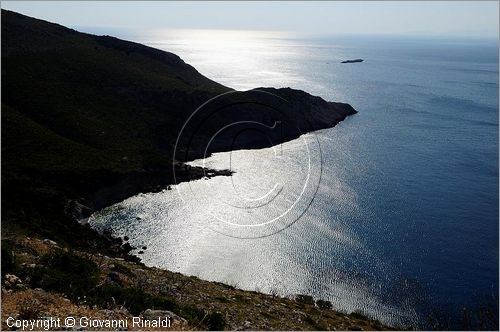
18,300,41,320
111,263,134,276
176,305,206,327
296,294,315,305
350,310,367,320
206,311,226,331
27,250,99,300
90,285,176,315
1,240,16,276
175,306,225,330
304,314,328,331
316,299,332,310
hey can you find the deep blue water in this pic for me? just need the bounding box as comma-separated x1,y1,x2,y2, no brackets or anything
91,33,499,328
310,35,499,323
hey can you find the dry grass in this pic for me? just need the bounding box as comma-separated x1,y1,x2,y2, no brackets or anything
2,236,393,331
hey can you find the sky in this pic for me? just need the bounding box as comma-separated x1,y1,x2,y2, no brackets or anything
2,1,499,38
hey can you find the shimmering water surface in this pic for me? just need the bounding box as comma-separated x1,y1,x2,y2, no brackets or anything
90,32,499,327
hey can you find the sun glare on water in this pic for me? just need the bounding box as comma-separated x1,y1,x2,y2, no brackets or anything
141,29,317,90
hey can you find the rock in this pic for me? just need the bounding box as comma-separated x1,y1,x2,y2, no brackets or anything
43,239,57,246
138,251,144,254
114,306,130,316
78,217,89,225
4,274,21,287
142,246,147,250
293,310,306,317
98,309,115,316
112,237,123,245
106,272,123,286
141,309,187,324
122,243,133,252
14,283,27,290
102,229,113,239
69,200,93,221
123,236,129,241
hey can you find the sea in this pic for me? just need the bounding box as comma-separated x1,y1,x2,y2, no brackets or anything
88,30,499,328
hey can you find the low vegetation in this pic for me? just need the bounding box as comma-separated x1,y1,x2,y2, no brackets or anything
1,237,392,330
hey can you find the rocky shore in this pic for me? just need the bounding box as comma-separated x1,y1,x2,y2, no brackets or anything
78,163,233,221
